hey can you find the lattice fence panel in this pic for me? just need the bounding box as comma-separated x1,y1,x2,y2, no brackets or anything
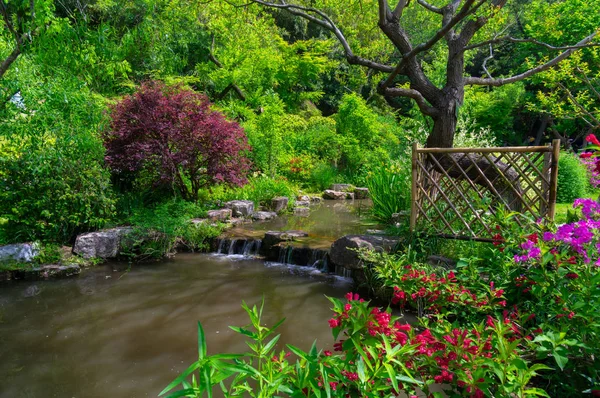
410,140,560,241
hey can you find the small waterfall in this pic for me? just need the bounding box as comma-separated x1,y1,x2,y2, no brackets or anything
216,239,226,254
214,238,263,257
228,239,238,255
334,264,352,278
254,240,262,256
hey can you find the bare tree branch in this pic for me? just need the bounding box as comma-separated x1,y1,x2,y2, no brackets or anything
464,35,600,52
416,0,441,14
482,44,494,79
382,85,439,116
465,31,600,86
381,0,484,89
391,0,409,19
250,0,395,73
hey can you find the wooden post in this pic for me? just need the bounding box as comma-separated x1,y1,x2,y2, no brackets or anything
547,139,561,220
410,142,418,231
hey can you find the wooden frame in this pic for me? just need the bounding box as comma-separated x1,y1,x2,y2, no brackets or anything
410,140,560,241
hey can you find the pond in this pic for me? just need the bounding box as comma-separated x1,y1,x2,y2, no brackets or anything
0,200,375,397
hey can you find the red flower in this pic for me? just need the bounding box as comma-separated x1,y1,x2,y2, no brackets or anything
586,134,600,146
580,152,594,159
566,272,579,279
323,350,332,356
328,318,340,328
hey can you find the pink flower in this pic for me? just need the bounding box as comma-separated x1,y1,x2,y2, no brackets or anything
580,152,594,159
323,350,332,356
586,134,600,146
328,318,340,328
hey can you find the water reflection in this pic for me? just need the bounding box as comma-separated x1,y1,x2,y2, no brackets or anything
0,253,351,398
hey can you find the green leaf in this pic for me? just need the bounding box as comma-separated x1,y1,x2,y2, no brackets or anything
198,322,207,361
202,366,213,398
164,388,196,398
523,388,551,397
262,334,281,356
553,352,569,370
286,344,308,360
159,361,200,396
357,357,367,383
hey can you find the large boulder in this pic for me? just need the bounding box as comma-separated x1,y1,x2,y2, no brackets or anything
207,208,232,221
252,211,277,221
354,187,369,199
225,200,255,217
295,200,310,207
271,197,289,213
330,235,400,270
293,207,310,217
330,184,352,191
323,190,347,200
73,227,133,259
0,243,39,263
261,230,308,258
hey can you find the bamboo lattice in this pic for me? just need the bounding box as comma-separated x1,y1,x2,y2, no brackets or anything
410,140,560,241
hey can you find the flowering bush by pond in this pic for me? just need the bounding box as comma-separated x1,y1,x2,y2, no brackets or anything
162,198,600,397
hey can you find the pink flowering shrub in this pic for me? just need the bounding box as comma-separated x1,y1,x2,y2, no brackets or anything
580,134,600,187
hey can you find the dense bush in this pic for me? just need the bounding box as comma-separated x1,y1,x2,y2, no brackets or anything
123,198,222,259
209,175,299,208
557,152,589,203
0,73,115,244
104,81,251,201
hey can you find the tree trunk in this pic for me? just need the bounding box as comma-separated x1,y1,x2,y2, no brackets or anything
427,107,457,148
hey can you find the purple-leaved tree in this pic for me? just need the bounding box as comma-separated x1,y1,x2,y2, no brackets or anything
104,81,251,201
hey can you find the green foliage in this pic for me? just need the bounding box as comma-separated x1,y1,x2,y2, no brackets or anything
210,175,299,208
557,152,589,203
123,199,221,259
0,69,115,244
366,161,411,222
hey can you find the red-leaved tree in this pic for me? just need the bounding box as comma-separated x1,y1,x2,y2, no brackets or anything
104,81,250,201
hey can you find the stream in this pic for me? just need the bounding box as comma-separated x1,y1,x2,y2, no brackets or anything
0,200,375,398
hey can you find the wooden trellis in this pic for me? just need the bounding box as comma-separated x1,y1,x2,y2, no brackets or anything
410,140,560,241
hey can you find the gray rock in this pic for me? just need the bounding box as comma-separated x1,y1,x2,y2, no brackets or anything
323,190,347,200
346,192,355,200
14,264,81,280
330,235,400,270
293,207,310,216
309,196,323,203
297,195,310,201
271,197,289,213
354,187,369,199
330,184,352,191
207,208,232,221
190,218,208,225
0,243,39,262
295,200,310,207
252,211,277,221
261,230,309,258
73,227,133,259
224,200,255,217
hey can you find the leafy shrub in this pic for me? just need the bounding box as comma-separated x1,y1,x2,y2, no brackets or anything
557,152,588,203
366,160,411,221
0,73,115,244
104,81,251,201
123,199,221,259
211,175,299,208
310,162,339,191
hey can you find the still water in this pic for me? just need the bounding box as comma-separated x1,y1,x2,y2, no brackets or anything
0,254,353,398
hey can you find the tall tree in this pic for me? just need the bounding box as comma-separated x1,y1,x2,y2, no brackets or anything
247,0,599,147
